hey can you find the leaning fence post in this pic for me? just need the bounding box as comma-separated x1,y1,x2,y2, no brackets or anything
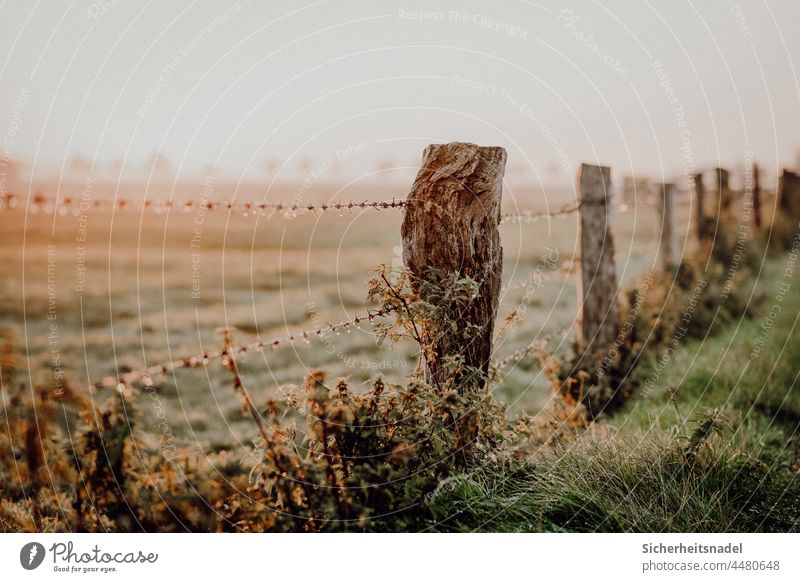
576,163,618,360
401,142,506,391
693,172,707,242
716,167,731,215
751,163,762,230
656,183,677,271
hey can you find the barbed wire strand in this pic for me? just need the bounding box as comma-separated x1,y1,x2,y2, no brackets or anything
0,193,407,218
2,193,638,220
104,307,392,390
501,199,639,224
501,201,582,224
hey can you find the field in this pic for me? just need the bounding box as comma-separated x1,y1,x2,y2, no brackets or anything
0,182,682,451
2,173,799,534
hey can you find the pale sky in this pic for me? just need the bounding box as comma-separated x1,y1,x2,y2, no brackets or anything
1,0,799,184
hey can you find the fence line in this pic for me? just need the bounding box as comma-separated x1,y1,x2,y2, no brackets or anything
1,193,638,222
4,143,780,400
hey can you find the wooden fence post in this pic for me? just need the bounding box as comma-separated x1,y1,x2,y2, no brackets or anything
401,142,506,391
657,183,677,271
752,163,762,230
716,167,732,215
778,169,800,223
693,172,707,242
622,177,635,206
576,163,618,359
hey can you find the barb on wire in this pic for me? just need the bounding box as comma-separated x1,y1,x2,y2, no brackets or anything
0,193,407,218
102,307,392,390
489,325,573,380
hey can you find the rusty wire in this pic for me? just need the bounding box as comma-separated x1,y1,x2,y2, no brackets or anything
102,307,392,390
0,193,407,217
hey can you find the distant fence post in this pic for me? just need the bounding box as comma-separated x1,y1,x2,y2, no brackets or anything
693,172,707,242
752,163,762,230
778,169,800,223
576,163,618,359
657,183,677,271
622,177,635,206
716,167,732,215
401,142,507,391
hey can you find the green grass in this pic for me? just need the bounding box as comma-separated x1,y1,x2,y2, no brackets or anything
427,258,800,532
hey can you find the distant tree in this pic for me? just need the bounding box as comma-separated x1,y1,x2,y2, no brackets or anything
68,155,93,173
148,152,173,176
263,158,281,174
507,161,526,174
376,158,394,172
546,161,562,178
108,159,125,176
295,157,313,174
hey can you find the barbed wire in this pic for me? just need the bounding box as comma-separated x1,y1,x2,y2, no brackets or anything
0,193,407,218
501,200,636,224
1,193,646,221
490,325,573,380
501,201,582,224
102,307,392,390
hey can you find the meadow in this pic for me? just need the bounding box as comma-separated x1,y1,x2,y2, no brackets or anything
0,181,682,452
3,173,799,533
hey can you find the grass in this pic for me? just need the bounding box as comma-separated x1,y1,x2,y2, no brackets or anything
426,257,800,532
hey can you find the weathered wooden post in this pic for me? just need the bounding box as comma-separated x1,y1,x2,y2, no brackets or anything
693,172,707,242
576,163,618,359
716,167,732,215
656,183,677,271
401,142,506,391
622,176,635,206
752,163,762,230
778,169,800,222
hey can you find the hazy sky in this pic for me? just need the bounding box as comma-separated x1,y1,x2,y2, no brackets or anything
1,0,799,183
